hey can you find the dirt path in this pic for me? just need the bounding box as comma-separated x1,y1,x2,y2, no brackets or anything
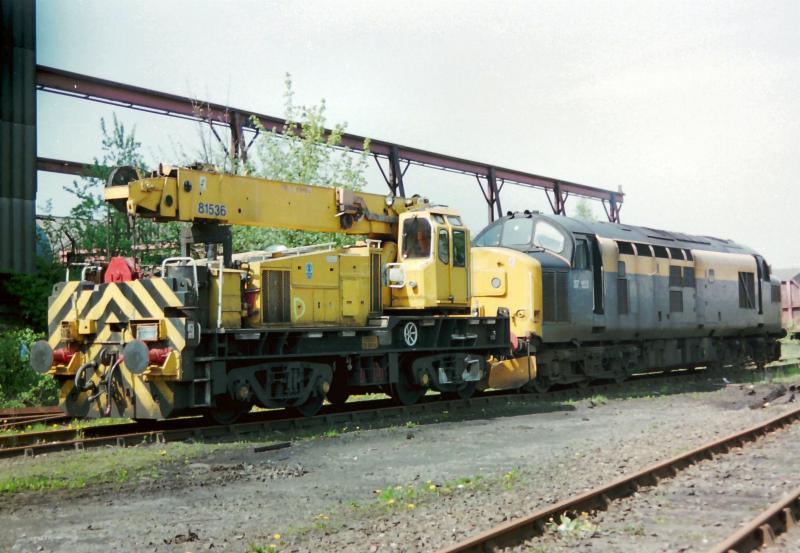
1,377,797,553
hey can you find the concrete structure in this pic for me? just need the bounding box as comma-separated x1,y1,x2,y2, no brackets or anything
0,0,37,275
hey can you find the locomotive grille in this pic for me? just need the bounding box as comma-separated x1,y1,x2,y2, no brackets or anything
738,271,756,309
618,279,629,315
543,271,569,322
670,290,684,313
264,270,291,322
370,252,381,312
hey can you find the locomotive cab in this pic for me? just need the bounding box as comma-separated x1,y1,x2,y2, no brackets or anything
387,208,470,311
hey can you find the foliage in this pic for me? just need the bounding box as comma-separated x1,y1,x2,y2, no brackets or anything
572,199,597,223
3,257,63,331
0,328,58,407
546,512,597,537
42,114,182,266
190,74,371,252
0,440,232,494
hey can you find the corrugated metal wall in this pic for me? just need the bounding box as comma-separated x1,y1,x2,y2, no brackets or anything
0,0,36,274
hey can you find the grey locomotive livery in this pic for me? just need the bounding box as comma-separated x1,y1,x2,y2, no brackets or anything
473,211,784,391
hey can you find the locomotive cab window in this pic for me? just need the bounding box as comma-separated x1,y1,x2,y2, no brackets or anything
401,217,432,259
474,222,501,247
532,221,566,253
453,229,466,267
437,228,450,264
500,218,534,247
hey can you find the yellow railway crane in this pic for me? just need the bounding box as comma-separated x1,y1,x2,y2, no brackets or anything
32,164,522,421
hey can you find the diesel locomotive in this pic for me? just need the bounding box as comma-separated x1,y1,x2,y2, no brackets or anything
31,164,784,421
471,211,784,390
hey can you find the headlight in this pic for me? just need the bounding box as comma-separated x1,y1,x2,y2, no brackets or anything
136,323,160,342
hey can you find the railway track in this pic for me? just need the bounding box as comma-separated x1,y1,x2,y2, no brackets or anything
0,406,67,431
0,366,756,460
435,394,800,553
708,486,800,553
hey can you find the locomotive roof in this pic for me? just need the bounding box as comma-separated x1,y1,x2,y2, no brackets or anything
527,212,759,257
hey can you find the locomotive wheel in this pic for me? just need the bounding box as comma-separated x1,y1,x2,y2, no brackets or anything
290,393,324,417
390,370,425,406
529,376,551,394
441,382,477,400
208,398,250,425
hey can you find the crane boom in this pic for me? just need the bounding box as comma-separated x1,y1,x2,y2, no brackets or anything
104,165,424,239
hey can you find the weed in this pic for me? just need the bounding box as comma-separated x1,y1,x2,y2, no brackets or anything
404,420,418,429
502,468,521,489
546,512,597,537
623,523,646,536
589,394,607,406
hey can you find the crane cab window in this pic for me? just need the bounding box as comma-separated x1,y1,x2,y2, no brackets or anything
453,229,466,267
437,228,450,264
402,217,432,259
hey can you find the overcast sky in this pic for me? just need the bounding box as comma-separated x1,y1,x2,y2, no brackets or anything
37,0,800,268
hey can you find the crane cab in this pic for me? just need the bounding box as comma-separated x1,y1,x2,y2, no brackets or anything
386,208,470,311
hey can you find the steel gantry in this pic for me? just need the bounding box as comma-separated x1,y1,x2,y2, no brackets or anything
35,65,623,223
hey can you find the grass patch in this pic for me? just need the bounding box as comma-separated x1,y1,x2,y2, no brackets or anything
769,363,800,384
0,440,241,494
623,522,646,536
0,416,132,437
250,467,524,551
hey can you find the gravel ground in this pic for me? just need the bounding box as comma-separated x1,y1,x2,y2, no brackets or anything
1,376,798,553
512,407,800,553
770,522,800,552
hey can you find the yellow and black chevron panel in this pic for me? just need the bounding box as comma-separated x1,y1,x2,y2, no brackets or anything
47,276,197,420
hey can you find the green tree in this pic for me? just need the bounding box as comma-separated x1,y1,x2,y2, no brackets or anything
573,199,598,223
190,74,372,252
0,328,58,407
55,114,181,265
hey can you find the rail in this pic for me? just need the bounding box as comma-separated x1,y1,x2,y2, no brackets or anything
435,401,800,553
